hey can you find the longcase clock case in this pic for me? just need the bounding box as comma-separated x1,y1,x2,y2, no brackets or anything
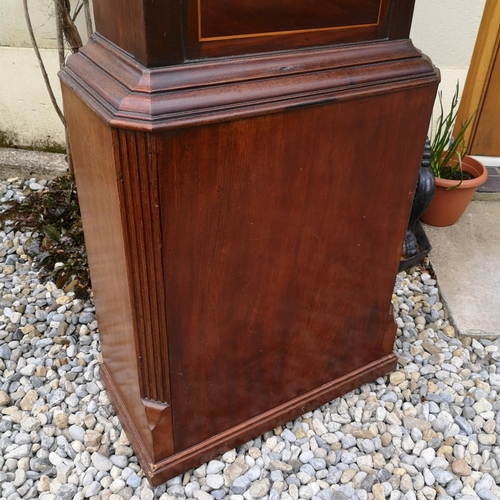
60,0,439,485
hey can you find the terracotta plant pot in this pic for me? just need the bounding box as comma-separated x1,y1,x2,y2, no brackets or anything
420,155,488,227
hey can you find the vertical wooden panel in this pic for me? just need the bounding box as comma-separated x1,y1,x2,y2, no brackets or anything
470,41,500,155
93,0,184,66
388,0,415,40
91,0,414,64
142,0,184,66
93,0,148,63
159,87,435,451
61,87,155,453
61,8,438,480
116,130,172,404
455,0,500,154
188,0,396,58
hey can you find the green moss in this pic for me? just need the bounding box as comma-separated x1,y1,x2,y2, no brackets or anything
0,130,66,154
0,130,17,149
33,140,66,154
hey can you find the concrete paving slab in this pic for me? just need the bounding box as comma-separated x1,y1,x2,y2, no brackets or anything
423,201,500,338
0,147,67,179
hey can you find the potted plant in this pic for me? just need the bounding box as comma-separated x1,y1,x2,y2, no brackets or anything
420,83,488,227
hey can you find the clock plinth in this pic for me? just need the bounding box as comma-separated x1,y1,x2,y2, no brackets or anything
61,0,439,485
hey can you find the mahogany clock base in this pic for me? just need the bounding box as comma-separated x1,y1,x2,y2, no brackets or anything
101,352,397,485
61,34,438,487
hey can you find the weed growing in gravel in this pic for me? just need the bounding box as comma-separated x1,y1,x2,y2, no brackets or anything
0,173,90,298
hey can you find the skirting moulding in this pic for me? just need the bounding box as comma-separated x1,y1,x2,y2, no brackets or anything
60,0,440,485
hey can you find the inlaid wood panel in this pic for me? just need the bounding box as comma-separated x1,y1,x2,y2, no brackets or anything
199,0,384,39
90,0,414,66
188,0,392,58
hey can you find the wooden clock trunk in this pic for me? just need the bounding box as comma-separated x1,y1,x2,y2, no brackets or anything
60,0,439,485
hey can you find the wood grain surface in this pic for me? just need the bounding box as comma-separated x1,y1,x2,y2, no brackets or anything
89,0,413,65
61,35,437,133
61,88,158,454
188,0,392,58
472,51,500,155
158,87,436,450
102,353,397,485
455,0,500,154
61,18,439,482
198,0,383,39
93,0,183,67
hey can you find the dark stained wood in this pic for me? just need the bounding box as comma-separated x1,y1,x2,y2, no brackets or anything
159,87,435,450
187,0,392,59
62,35,437,132
60,88,161,456
115,129,171,404
90,0,415,66
199,0,383,38
61,1,438,483
62,88,176,463
102,353,396,485
388,0,416,40
93,0,148,63
93,0,183,67
142,0,184,66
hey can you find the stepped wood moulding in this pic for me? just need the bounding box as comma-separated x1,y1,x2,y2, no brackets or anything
60,0,440,485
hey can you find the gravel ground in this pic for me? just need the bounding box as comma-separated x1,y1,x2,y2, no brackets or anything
1,177,499,500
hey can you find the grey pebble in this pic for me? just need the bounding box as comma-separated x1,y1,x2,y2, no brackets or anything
431,468,454,485
91,453,113,471
246,465,261,481
185,482,201,497
85,481,102,497
126,472,141,488
206,460,225,475
49,389,66,406
0,345,12,359
341,435,356,449
299,450,315,463
2,180,500,500
462,406,476,419
281,429,296,442
310,458,326,470
168,484,186,496
56,484,78,500
360,439,375,454
206,474,224,490
211,489,226,500
231,475,251,494
477,490,498,500
68,425,86,442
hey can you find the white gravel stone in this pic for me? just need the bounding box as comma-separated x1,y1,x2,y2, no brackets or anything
91,453,113,471
1,179,499,500
206,474,224,490
194,491,214,500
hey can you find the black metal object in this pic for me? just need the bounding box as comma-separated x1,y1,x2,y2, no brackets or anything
399,138,434,272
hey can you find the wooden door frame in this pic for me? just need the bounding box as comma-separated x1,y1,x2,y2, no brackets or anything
455,0,500,153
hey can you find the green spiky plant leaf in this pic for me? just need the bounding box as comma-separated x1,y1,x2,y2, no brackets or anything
430,82,476,190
